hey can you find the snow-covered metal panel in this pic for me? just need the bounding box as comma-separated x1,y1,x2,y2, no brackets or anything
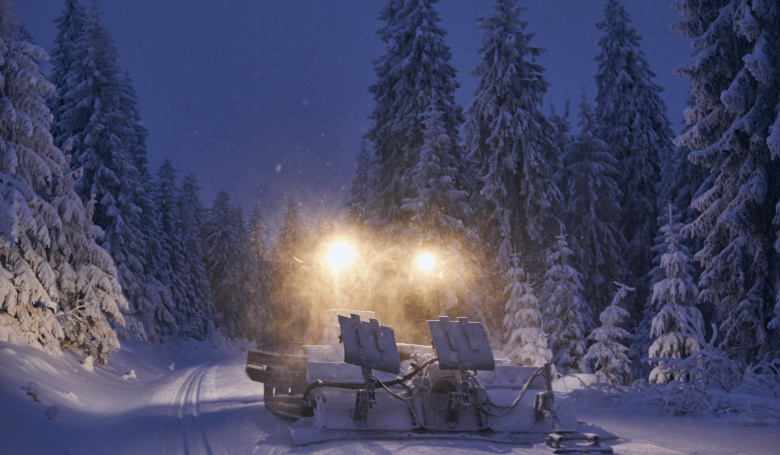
338,314,400,374
428,317,495,371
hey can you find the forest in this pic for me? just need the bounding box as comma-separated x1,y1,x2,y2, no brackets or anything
1,0,779,401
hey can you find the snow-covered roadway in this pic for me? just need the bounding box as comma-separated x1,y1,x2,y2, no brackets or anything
1,338,777,454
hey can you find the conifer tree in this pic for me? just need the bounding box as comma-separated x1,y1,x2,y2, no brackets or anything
562,92,625,315
269,200,312,344
49,4,175,341
48,0,86,145
401,103,474,314
203,190,243,335
646,205,703,383
239,203,272,342
348,140,373,223
465,0,561,278
583,282,633,385
674,0,780,367
153,159,213,338
594,0,674,315
0,2,125,361
549,100,571,188
502,253,550,366
403,104,470,240
177,173,214,337
541,234,588,374
361,0,464,228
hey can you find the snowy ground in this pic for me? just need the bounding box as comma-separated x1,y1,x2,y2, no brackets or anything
1,338,778,454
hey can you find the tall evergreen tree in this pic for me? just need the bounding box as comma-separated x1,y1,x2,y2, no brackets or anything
360,0,464,228
203,190,244,335
348,140,373,223
48,0,86,145
674,0,780,366
49,3,174,341
594,0,675,316
268,200,312,344
583,282,633,385
541,234,588,374
239,203,271,341
401,103,475,313
465,0,561,278
177,173,214,338
550,101,572,151
403,104,470,240
562,92,625,315
549,99,571,188
0,2,125,361
153,159,213,338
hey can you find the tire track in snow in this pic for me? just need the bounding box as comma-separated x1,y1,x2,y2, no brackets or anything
166,363,215,455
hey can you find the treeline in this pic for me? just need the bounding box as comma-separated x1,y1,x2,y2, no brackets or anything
0,0,276,362
343,0,780,386
2,0,780,388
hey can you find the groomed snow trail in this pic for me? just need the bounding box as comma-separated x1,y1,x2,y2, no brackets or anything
166,363,215,455
2,339,777,454
161,355,272,455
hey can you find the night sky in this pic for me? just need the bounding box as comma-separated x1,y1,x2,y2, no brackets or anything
14,0,691,230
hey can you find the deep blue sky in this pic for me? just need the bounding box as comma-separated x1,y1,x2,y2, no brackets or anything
14,0,690,229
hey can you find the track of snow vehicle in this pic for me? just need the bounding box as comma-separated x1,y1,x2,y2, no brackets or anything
245,309,615,451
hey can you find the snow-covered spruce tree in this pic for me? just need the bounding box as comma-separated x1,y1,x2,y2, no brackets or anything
562,92,625,316
348,140,374,223
360,0,464,229
152,159,212,339
401,103,475,316
0,2,126,361
541,234,588,374
118,71,168,311
203,190,244,336
549,100,571,189
583,282,633,386
674,0,780,367
502,253,550,367
594,0,674,316
238,203,272,342
48,0,86,145
268,200,312,345
660,141,710,229
646,205,704,383
177,173,214,338
50,5,175,341
464,0,562,281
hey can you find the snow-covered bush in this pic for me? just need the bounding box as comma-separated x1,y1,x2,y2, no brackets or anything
26,381,40,402
649,306,741,393
736,359,780,397
643,379,713,416
82,355,94,372
643,305,742,416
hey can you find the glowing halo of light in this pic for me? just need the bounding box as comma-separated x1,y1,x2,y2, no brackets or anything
417,252,436,272
327,241,353,271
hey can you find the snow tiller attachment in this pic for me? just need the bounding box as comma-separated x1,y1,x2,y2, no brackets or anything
245,310,613,451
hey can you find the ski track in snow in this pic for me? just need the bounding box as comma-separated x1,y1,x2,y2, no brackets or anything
166,362,215,455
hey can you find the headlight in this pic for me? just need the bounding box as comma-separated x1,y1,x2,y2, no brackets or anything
328,241,353,271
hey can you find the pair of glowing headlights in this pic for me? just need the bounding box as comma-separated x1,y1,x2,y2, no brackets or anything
326,241,437,273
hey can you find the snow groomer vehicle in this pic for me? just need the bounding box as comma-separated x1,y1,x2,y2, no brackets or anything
246,308,614,453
